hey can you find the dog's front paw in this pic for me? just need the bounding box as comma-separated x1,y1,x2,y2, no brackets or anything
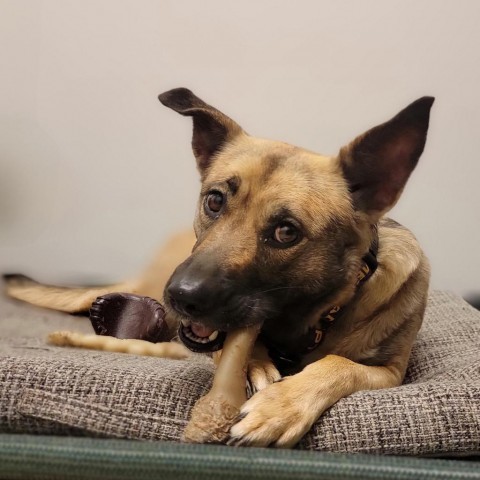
247,358,281,394
230,377,316,448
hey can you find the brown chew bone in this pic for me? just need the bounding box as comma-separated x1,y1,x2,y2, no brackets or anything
183,324,261,443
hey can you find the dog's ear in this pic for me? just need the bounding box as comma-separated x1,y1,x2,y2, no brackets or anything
338,96,434,221
159,88,243,173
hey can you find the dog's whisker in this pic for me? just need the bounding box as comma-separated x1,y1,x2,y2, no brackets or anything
253,286,303,295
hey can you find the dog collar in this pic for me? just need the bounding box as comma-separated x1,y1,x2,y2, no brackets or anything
261,226,379,373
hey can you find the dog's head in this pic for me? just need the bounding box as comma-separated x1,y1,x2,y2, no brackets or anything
158,88,433,352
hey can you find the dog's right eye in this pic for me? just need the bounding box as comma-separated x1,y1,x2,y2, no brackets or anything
264,221,302,249
205,191,225,218
273,222,299,245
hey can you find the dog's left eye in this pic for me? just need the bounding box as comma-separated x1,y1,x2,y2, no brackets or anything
205,191,225,217
272,222,300,246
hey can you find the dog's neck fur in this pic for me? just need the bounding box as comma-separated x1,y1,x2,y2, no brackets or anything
260,226,379,373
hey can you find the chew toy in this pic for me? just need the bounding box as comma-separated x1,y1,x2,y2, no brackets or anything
89,293,169,342
183,324,260,443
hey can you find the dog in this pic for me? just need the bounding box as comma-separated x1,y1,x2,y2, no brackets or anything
4,88,434,447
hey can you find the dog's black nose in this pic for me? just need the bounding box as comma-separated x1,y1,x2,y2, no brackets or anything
167,279,212,318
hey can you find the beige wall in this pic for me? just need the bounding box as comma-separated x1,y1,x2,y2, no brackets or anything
0,0,479,296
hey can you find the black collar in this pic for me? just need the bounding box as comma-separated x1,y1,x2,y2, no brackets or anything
260,226,379,373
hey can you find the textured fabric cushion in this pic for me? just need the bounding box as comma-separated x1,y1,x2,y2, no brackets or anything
0,290,479,456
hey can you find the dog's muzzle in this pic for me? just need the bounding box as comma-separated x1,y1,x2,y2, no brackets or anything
166,256,231,353
166,251,267,353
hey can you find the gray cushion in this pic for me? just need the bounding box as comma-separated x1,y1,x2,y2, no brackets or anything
0,290,479,456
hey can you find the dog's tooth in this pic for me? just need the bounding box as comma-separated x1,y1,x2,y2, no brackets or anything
185,329,197,342
208,331,219,341
181,319,191,327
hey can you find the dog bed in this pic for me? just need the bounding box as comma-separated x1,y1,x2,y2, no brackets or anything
0,290,479,456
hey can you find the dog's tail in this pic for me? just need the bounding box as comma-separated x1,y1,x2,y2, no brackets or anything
3,274,139,313
3,230,196,314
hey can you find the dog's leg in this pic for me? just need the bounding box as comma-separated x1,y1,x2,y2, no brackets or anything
48,331,191,359
230,354,404,448
247,344,281,393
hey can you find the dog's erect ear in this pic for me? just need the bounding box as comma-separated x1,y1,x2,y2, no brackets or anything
338,96,434,220
158,88,243,173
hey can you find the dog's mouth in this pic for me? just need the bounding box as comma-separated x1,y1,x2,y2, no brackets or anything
178,318,227,353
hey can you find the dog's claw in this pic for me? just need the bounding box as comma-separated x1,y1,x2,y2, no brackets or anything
230,376,316,448
235,411,247,422
226,436,242,447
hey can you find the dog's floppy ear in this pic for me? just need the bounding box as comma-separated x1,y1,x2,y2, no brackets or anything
338,96,434,221
158,88,243,173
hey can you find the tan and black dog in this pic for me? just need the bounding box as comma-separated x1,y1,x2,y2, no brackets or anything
5,88,434,447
